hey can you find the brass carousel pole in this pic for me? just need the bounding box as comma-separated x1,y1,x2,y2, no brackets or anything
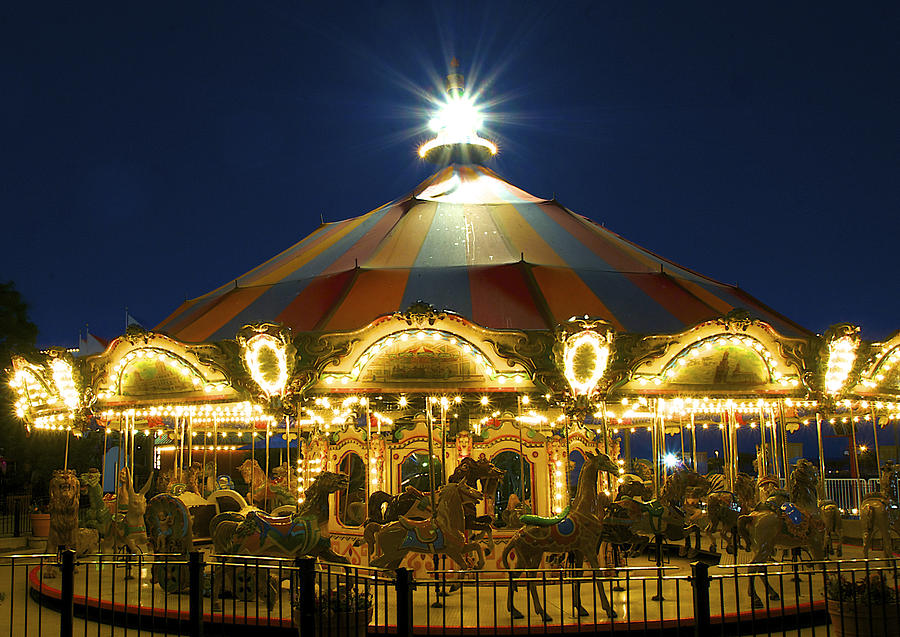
722,407,732,492
440,397,447,485
101,427,108,491
64,426,70,471
869,404,882,475
768,403,781,481
265,420,271,492
690,411,697,472
286,413,292,497
848,404,862,508
652,399,660,498
518,394,526,498
758,404,768,478
425,396,437,513
213,415,218,486
365,400,371,504
778,399,791,491
814,410,827,480
184,414,189,475
600,399,610,491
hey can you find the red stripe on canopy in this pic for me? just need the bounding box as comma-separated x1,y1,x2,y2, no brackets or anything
275,270,357,332
468,264,547,330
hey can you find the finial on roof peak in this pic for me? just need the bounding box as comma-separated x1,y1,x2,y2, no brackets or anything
418,59,497,165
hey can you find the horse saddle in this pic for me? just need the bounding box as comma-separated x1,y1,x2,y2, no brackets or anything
399,516,440,544
248,511,299,539
780,503,803,526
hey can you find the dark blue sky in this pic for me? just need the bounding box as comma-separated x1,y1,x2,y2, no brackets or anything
2,2,898,348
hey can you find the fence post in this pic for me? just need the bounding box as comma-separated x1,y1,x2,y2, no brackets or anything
691,561,710,637
60,548,75,637
395,567,414,637
297,557,316,636
189,551,204,637
13,497,21,537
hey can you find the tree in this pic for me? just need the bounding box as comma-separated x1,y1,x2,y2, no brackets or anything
0,281,38,490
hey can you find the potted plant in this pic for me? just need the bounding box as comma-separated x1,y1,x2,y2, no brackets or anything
293,583,374,637
826,572,900,637
29,501,50,538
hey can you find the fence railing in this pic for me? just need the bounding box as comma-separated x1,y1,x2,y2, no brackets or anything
1,551,898,636
822,477,881,514
0,494,30,537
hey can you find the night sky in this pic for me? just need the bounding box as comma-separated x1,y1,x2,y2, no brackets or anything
3,2,898,349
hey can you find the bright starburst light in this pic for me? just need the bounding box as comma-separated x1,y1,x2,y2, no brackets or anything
418,59,497,162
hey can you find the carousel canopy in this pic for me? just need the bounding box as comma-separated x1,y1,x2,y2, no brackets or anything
156,164,807,342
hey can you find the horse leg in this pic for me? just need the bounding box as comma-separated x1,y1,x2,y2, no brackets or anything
568,553,589,617
862,514,873,559
526,565,553,623
585,551,617,618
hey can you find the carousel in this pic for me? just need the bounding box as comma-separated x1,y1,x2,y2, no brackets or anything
7,64,900,627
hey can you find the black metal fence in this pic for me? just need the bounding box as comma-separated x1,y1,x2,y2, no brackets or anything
1,552,898,636
0,494,31,536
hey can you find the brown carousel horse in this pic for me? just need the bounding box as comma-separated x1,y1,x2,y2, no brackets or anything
362,456,504,555
501,451,620,622
369,481,486,571
860,461,899,558
703,473,758,553
737,460,826,608
613,468,709,558
448,456,505,554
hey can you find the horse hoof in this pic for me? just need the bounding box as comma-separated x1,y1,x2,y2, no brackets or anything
750,597,764,609
769,592,780,601
431,601,444,608
541,614,553,623
510,609,524,620
574,606,589,617
607,609,618,619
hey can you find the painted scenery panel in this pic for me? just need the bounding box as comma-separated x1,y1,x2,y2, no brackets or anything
363,340,484,383
120,359,196,396
667,345,768,387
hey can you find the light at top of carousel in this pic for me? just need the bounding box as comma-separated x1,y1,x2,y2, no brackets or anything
6,62,900,446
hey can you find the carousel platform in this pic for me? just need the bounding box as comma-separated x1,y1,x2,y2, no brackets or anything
20,545,879,635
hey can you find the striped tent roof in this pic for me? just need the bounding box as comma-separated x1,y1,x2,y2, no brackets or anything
156,165,808,342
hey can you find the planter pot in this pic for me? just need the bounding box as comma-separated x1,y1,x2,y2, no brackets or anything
294,606,373,637
827,599,900,637
30,513,50,538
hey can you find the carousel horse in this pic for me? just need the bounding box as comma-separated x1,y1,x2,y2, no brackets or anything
369,481,486,572
617,473,653,499
820,498,844,557
704,473,758,553
43,470,98,577
447,456,505,555
737,461,826,608
501,451,620,622
860,461,900,558
210,470,350,563
612,469,707,559
361,487,432,555
237,459,295,511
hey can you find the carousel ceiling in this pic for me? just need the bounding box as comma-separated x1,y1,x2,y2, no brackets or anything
155,164,809,342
